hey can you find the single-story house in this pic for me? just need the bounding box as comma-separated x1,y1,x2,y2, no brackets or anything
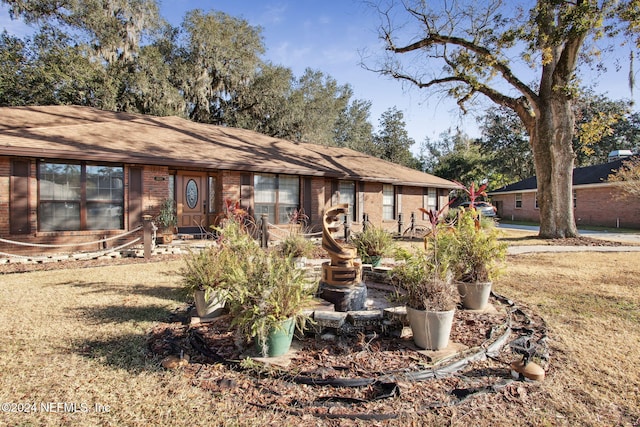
488,156,640,229
0,105,457,255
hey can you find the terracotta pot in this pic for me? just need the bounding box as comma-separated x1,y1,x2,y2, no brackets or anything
457,281,492,310
406,306,455,350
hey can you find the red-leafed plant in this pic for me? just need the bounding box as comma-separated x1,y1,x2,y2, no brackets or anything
392,200,459,311
453,180,487,210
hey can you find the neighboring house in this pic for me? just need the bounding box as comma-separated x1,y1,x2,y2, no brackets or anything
0,105,457,254
488,156,640,229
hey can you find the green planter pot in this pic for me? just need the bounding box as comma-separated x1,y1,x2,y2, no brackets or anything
363,255,382,267
257,317,296,357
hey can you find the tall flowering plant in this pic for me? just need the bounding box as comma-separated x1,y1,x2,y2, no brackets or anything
392,201,459,311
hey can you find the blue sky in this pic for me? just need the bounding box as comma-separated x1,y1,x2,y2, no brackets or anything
2,1,638,153
159,0,483,147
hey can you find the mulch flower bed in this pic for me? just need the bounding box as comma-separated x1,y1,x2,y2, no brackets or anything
147,295,549,421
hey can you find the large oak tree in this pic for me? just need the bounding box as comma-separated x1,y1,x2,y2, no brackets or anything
369,0,638,238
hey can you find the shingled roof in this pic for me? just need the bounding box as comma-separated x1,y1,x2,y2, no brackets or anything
489,157,634,194
0,105,456,188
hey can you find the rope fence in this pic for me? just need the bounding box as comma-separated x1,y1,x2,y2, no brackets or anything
0,225,147,262
266,222,323,241
0,226,143,248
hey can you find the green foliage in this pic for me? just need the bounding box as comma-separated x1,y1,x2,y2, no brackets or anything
214,217,260,257
373,107,420,169
477,107,535,185
179,246,238,298
227,251,317,346
179,212,261,302
179,9,264,124
155,198,177,230
334,99,377,154
391,246,457,311
351,225,394,258
391,205,458,311
278,232,315,259
608,156,640,199
440,209,507,283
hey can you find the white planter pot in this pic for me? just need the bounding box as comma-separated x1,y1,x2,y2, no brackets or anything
406,306,455,350
293,257,307,269
457,281,492,310
194,289,225,318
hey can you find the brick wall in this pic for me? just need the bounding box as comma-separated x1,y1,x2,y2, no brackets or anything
309,177,325,231
221,170,241,203
575,186,640,228
491,186,640,229
142,166,171,218
0,161,173,256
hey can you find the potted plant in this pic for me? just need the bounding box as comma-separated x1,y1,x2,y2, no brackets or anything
278,232,315,268
228,251,317,357
441,208,507,310
391,205,459,350
180,214,261,319
351,224,394,267
156,198,177,244
179,246,237,318
443,182,508,310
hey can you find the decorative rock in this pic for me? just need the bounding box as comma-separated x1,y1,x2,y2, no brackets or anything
510,359,545,381
384,306,408,324
320,332,336,341
161,354,190,369
347,310,384,329
313,311,348,329
317,281,367,312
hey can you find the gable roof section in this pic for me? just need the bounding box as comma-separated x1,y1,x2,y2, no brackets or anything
489,157,633,194
0,105,456,188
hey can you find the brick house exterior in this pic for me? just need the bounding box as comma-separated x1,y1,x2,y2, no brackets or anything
0,106,456,255
488,158,640,229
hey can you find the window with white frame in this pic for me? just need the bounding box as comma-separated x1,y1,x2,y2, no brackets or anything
515,193,523,208
383,184,395,220
254,174,300,224
427,187,437,210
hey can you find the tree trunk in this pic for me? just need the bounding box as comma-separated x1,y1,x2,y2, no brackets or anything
530,97,579,238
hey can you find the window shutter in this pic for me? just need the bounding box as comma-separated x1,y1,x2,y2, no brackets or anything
128,167,143,229
10,160,31,234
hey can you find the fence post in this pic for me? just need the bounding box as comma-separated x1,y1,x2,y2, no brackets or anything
142,215,153,259
397,212,403,235
362,213,368,231
410,212,415,231
260,214,269,248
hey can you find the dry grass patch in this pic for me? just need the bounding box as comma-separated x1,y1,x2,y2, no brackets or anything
0,262,277,426
0,252,639,426
495,252,640,425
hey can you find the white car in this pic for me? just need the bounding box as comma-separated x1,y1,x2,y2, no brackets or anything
459,201,497,217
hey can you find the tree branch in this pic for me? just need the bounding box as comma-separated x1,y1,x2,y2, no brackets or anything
389,32,540,106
